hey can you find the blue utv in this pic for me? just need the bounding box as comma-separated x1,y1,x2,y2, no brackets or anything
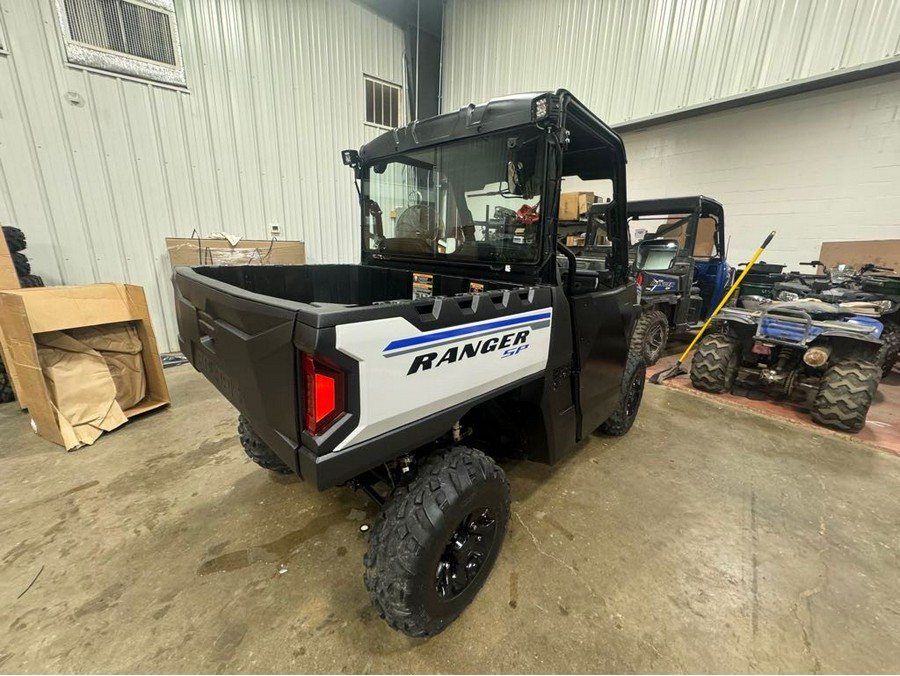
628,196,733,364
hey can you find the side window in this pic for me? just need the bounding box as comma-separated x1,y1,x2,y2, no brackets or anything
693,217,717,258
55,0,186,87
364,76,402,129
661,218,689,248
557,177,614,248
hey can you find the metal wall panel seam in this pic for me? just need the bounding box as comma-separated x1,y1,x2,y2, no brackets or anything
115,80,174,343
181,0,227,234
85,74,133,284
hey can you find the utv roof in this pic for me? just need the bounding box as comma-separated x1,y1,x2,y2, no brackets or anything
358,89,625,179
627,196,724,221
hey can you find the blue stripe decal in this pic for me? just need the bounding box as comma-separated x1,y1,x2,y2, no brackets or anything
383,311,552,353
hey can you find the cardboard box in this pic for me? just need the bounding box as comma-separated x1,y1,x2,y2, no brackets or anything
578,192,595,217
566,235,586,247
558,193,579,221
0,234,19,290
165,237,305,268
0,284,170,450
558,192,594,221
819,239,900,272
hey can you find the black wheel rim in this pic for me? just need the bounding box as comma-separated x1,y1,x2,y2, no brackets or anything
624,369,645,419
435,507,497,600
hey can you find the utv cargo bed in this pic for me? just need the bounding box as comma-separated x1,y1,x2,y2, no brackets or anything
174,263,555,488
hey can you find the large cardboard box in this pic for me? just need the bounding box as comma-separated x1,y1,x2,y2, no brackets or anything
0,284,170,450
165,237,305,268
558,192,594,221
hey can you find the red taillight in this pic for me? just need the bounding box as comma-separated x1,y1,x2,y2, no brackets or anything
302,353,345,435
636,272,644,286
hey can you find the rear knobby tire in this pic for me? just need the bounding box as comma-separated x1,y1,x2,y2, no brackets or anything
3,226,26,253
876,325,899,378
364,446,511,638
810,358,881,433
690,334,741,393
630,309,669,365
237,414,292,474
598,351,646,436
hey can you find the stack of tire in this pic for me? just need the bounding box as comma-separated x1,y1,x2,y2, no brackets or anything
1,226,43,403
3,226,44,288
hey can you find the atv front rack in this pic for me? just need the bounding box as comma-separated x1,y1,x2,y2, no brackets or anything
757,306,813,344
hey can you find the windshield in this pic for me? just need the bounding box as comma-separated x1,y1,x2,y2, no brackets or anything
361,132,545,263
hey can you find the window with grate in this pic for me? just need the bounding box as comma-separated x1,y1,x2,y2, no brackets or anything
56,0,186,87
365,76,402,129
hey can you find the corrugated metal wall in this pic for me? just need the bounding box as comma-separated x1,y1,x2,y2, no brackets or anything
442,0,900,122
0,0,405,351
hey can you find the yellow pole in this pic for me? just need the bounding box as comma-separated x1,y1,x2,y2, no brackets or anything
673,230,776,365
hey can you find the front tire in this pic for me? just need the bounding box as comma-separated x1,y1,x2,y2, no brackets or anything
237,415,293,474
690,334,741,393
631,309,669,365
364,447,511,638
810,358,880,432
598,351,646,436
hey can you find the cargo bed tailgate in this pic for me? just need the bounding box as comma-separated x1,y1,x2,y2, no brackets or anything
174,267,303,472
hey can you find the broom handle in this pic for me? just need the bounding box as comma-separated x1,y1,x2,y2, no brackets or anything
673,231,776,364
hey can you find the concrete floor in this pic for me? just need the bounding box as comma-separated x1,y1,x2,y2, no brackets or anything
2,366,900,674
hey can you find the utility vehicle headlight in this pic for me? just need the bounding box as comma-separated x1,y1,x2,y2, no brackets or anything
532,95,549,121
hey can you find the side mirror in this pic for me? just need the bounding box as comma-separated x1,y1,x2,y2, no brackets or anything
507,160,523,194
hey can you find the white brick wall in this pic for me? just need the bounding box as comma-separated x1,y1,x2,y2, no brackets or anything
623,73,900,271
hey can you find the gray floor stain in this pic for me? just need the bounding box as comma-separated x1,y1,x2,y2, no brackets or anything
197,510,347,575
73,582,126,619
